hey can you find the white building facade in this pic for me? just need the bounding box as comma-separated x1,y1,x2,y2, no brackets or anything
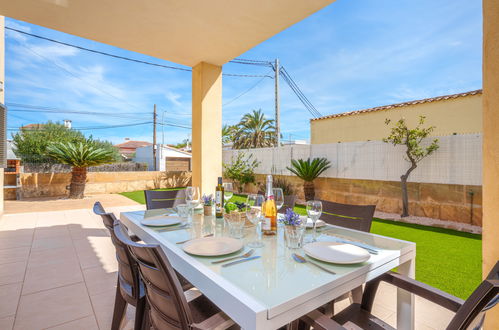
134,145,192,172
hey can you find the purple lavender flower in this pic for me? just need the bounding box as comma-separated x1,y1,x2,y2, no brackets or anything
280,208,302,226
202,194,214,206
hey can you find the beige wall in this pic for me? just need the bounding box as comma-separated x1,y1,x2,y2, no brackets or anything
483,0,499,326
246,174,482,228
311,93,482,144
6,171,192,199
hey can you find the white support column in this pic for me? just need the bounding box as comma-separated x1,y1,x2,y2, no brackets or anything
191,62,222,195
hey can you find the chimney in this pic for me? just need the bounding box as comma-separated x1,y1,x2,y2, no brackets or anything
63,119,72,129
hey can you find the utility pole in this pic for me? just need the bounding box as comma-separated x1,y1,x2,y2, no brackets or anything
274,58,280,147
153,104,157,171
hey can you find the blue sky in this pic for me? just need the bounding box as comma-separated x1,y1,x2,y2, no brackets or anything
5,0,482,145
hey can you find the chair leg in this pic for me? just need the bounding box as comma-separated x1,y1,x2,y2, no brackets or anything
134,297,146,330
351,286,363,304
112,280,127,330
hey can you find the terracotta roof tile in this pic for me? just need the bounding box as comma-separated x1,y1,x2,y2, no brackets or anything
114,140,152,149
311,89,482,122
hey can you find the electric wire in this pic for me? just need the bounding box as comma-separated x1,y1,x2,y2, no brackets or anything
223,70,272,107
6,27,272,77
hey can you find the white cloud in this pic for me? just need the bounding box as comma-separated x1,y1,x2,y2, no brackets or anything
165,91,182,106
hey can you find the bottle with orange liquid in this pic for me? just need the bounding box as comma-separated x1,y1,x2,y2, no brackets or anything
261,175,277,235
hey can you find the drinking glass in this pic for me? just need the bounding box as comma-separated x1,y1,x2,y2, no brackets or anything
306,200,322,242
185,186,200,219
223,182,234,201
273,188,284,211
175,204,190,225
225,212,245,239
246,194,265,248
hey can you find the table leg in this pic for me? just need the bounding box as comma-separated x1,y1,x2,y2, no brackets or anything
397,257,415,330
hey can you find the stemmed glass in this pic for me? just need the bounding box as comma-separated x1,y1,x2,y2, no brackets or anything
273,188,284,211
185,186,200,222
246,194,265,248
306,200,322,242
223,182,234,202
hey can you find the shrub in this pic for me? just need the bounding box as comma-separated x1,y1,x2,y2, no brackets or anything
223,152,260,193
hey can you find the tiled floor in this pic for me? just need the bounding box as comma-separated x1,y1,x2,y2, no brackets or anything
0,200,456,329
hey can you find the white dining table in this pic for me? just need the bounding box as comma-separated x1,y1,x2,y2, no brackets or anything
120,210,416,330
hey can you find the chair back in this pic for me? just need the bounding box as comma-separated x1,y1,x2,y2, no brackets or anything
447,261,499,330
278,195,297,214
93,202,142,300
320,200,375,232
114,221,194,329
144,189,186,210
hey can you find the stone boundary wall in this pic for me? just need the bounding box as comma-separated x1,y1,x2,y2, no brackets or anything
246,174,482,226
8,171,192,199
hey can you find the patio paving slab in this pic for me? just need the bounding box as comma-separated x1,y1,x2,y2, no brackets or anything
0,203,456,330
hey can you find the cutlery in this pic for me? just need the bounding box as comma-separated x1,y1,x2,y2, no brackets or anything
335,239,379,255
176,233,214,244
211,249,255,264
157,224,188,232
292,253,336,275
221,256,260,268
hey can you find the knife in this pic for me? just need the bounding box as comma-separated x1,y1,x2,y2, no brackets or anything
221,256,261,268
336,239,379,255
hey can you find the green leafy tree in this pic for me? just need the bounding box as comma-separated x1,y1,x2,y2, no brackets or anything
287,158,331,201
223,152,260,193
12,121,120,163
233,109,276,149
383,116,439,217
222,124,237,145
47,141,116,199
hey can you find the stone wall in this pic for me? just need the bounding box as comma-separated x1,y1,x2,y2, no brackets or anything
11,171,192,199
247,174,482,226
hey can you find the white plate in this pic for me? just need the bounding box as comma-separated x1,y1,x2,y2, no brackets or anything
305,217,326,228
140,216,182,227
304,241,370,264
183,237,243,257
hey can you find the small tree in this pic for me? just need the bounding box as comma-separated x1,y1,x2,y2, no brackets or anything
286,158,331,201
223,152,260,193
47,140,116,199
383,116,439,217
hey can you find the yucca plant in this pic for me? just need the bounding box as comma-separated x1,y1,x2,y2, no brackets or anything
286,158,331,201
47,141,116,199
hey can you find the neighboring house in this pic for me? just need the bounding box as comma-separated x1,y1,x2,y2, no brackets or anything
114,140,152,161
134,144,192,172
310,89,482,144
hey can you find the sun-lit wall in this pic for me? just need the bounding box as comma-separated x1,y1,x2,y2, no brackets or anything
311,92,482,144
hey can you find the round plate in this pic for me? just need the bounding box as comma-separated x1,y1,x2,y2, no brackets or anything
304,217,326,228
140,216,182,227
303,241,370,264
183,237,243,257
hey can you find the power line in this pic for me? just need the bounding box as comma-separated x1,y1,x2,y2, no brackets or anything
7,121,153,131
6,26,272,77
279,66,322,118
223,70,272,107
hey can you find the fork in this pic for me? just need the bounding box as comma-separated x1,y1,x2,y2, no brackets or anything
292,253,336,275
211,249,255,264
176,233,214,244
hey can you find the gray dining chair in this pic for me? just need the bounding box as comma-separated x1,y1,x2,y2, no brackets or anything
113,221,236,330
319,200,376,232
278,195,297,214
144,189,186,209
299,261,499,330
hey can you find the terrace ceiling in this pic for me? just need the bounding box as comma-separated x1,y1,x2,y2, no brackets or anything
0,0,335,67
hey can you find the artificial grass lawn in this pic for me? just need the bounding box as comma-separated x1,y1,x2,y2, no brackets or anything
119,190,482,299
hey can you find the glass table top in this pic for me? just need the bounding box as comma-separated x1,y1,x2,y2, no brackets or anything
123,210,415,313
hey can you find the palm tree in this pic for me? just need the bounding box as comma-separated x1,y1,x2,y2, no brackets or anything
287,158,331,201
47,141,116,199
222,124,237,145
233,109,276,149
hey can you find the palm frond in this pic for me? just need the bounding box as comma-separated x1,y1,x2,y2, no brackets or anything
286,157,331,182
47,141,116,167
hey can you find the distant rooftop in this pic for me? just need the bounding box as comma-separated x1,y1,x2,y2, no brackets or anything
311,89,483,122
115,140,152,149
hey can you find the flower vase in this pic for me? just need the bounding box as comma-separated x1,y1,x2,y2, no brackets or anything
284,225,305,249
203,205,213,216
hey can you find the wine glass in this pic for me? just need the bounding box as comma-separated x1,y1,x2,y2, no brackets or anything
273,188,284,211
185,186,200,220
223,182,234,202
306,200,322,242
246,194,265,248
